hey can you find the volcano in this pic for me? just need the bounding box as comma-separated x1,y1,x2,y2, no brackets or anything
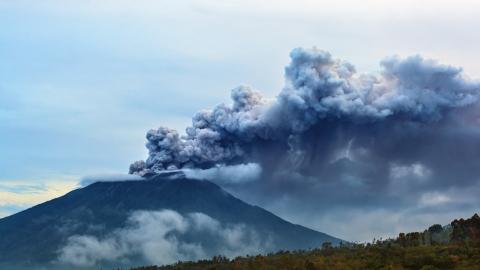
0,174,342,269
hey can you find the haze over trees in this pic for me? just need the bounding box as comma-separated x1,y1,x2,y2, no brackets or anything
132,214,480,270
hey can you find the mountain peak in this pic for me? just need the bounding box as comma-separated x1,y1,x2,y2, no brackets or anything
0,176,341,269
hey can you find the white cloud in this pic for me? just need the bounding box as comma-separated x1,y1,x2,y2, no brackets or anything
57,209,267,267
390,163,431,180
79,174,144,187
385,163,432,195
183,163,262,184
57,235,125,267
419,192,452,207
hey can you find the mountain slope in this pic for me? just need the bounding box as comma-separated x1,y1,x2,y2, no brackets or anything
0,175,342,269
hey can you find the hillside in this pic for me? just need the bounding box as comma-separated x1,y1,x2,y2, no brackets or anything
0,175,341,269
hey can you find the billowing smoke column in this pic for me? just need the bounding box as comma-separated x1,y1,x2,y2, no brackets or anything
130,47,480,177
129,86,269,175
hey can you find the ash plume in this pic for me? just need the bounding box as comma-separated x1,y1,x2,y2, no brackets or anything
130,47,480,178
128,47,480,241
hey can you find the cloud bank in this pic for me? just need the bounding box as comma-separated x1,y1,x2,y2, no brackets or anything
0,179,78,218
58,210,267,267
130,48,480,241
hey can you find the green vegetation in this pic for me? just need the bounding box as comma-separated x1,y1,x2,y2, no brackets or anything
131,214,480,270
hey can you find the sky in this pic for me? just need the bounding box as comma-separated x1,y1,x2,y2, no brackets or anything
1,0,480,241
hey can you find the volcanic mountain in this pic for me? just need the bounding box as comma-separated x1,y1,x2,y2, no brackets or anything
0,173,342,269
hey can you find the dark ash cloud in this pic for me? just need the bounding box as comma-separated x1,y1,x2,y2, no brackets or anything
131,47,479,174
130,48,480,241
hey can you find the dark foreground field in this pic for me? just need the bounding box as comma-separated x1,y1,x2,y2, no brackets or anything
132,242,480,270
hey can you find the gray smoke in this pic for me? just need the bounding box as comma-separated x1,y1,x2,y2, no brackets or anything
130,47,479,175
130,48,480,241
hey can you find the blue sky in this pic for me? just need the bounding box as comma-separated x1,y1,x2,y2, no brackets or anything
1,0,480,240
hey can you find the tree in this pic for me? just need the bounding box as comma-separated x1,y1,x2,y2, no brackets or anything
428,224,443,234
